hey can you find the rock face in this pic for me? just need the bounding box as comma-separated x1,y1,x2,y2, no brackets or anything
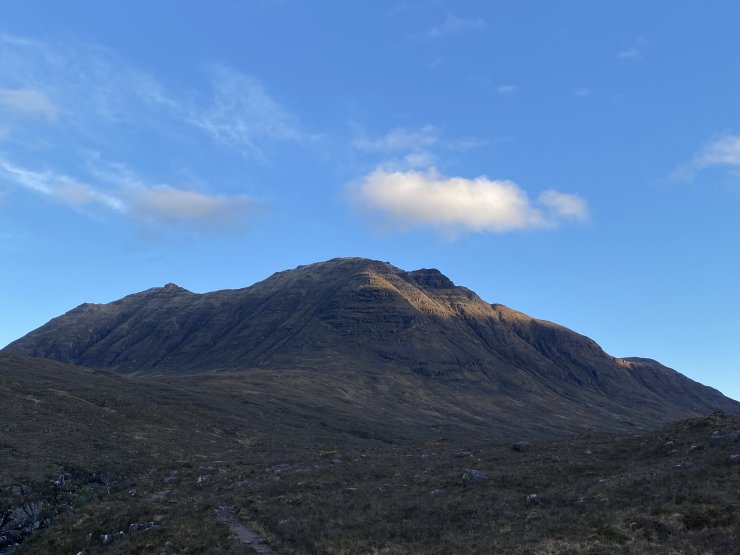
4,257,739,434
0,501,45,551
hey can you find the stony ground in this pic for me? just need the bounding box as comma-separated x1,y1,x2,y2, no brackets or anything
3,412,739,554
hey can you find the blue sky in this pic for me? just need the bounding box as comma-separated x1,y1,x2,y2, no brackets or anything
1,1,738,400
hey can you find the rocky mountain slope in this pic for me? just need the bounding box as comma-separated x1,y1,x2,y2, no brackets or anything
5,258,739,437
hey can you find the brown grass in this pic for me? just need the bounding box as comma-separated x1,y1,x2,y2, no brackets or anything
2,353,739,554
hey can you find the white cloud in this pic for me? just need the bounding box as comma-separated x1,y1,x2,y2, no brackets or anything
673,134,740,179
353,124,439,152
0,88,57,121
127,185,255,228
348,167,588,235
422,13,486,39
618,37,647,60
0,157,256,230
496,85,517,95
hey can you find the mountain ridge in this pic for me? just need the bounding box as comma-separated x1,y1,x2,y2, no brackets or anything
4,257,738,437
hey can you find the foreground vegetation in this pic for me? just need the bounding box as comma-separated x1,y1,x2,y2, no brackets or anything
2,354,739,554
6,417,740,554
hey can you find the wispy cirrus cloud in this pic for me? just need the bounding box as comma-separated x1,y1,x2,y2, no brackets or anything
354,123,487,153
689,135,740,168
0,157,257,231
618,37,647,60
353,124,439,152
351,122,486,172
0,34,169,129
672,134,740,180
184,65,314,159
347,167,588,237
420,13,486,39
0,33,309,159
0,34,297,233
0,159,124,213
0,88,57,121
496,85,518,96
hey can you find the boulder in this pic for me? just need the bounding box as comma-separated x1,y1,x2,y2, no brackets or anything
710,430,740,445
2,502,43,531
462,469,488,482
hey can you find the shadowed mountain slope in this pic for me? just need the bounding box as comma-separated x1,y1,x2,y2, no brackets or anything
5,257,739,438
0,351,402,484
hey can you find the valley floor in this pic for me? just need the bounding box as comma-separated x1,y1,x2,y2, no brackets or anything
3,413,740,554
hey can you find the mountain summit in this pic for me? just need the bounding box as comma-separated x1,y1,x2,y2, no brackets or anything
5,257,738,437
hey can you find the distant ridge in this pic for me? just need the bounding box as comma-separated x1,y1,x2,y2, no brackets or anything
5,257,739,437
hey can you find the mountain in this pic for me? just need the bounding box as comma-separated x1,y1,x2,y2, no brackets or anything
4,257,738,438
0,351,398,485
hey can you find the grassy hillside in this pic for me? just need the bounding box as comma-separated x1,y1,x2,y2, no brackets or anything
2,353,740,554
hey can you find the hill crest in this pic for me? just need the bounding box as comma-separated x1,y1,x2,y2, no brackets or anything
4,257,738,436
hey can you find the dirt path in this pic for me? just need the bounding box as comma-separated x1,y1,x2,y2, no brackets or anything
215,506,282,555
